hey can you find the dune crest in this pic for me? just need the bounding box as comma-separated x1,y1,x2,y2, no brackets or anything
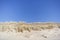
0,22,60,32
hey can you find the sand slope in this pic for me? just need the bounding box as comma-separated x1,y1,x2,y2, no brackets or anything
0,27,60,40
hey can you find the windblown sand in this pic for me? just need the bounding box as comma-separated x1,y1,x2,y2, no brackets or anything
0,22,60,40
0,27,60,40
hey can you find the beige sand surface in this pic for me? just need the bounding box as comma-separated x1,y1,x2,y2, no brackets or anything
0,27,60,40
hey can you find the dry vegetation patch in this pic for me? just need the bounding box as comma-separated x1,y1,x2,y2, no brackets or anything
0,22,59,32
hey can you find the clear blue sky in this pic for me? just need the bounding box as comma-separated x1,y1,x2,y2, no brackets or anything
0,0,60,22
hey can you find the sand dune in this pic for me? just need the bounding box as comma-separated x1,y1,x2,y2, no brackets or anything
0,22,60,40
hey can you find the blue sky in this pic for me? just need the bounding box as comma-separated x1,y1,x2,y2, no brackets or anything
0,0,60,22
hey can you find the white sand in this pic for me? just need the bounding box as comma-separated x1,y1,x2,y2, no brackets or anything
0,27,60,40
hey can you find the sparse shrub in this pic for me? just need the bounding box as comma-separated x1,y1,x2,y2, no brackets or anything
46,25,54,29
20,29,23,32
2,26,5,32
40,27,45,30
17,26,21,32
26,27,31,32
58,26,60,28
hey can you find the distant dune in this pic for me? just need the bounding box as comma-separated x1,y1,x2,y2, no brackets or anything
0,22,60,32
